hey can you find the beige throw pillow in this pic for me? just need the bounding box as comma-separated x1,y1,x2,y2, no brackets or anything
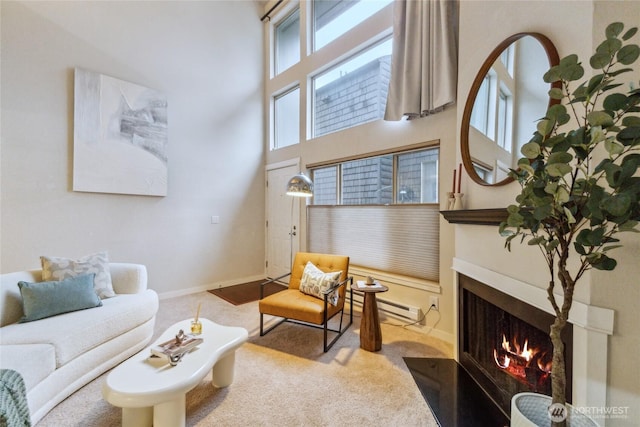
41,251,115,299
298,261,342,306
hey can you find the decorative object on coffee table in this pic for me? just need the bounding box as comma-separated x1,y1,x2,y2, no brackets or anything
190,302,202,335
149,329,203,366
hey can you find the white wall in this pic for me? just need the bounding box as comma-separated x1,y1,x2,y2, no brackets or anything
1,1,265,295
457,1,640,423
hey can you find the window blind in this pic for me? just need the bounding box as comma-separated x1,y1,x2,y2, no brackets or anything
307,205,440,281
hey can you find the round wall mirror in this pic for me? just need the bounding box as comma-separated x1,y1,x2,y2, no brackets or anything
461,33,560,186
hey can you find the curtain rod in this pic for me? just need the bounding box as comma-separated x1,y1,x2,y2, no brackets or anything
260,0,284,22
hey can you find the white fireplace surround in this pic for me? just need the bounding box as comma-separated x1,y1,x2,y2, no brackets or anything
452,258,615,427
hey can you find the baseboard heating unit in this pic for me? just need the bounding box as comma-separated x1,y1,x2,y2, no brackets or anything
350,293,422,322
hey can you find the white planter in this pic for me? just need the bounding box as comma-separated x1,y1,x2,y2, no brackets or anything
511,393,598,427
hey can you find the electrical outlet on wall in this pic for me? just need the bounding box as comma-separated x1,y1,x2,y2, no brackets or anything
429,296,439,311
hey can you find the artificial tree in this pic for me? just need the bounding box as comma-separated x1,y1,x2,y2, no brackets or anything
499,22,639,425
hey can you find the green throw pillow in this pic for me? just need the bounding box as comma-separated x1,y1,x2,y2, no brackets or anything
18,273,102,323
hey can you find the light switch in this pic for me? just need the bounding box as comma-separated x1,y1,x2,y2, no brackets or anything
211,216,220,224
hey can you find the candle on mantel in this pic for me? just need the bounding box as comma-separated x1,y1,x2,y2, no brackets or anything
452,169,457,194
457,163,462,193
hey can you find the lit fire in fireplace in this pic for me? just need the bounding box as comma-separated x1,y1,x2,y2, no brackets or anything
493,334,552,388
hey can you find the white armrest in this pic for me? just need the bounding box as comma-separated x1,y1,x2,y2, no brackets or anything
109,263,148,294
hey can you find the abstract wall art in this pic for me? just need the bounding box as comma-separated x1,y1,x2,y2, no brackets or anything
73,68,168,196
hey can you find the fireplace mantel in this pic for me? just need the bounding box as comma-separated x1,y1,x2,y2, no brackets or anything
452,258,615,425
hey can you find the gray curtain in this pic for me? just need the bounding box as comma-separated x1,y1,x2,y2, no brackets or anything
384,0,458,121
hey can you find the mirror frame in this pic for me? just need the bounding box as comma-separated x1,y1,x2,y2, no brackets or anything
460,32,560,186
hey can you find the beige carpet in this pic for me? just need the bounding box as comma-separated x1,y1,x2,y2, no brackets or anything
37,291,452,426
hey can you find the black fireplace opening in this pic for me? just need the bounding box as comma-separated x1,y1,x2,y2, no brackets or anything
458,274,573,418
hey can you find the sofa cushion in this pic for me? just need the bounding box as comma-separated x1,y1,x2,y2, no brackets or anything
41,251,115,299
0,344,56,392
0,290,157,367
298,261,341,305
18,274,102,323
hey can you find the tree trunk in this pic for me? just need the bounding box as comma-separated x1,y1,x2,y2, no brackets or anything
550,315,567,427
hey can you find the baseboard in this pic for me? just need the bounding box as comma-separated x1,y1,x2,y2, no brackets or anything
157,274,265,300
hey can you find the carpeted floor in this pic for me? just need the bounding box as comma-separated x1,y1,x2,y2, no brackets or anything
37,291,452,427
208,280,286,305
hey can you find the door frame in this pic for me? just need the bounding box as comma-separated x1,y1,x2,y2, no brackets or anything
265,158,302,279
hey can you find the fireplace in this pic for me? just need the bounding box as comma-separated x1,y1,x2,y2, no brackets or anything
458,274,573,416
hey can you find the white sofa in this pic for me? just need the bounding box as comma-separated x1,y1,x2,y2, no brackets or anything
0,263,159,425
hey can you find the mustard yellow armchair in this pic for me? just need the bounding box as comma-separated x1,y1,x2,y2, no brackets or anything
259,252,353,352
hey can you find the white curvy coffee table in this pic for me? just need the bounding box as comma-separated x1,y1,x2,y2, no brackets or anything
102,318,248,427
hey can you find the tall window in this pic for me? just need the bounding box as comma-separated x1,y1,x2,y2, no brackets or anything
311,147,439,206
497,88,513,151
267,0,393,150
274,87,300,149
470,59,515,152
313,0,392,51
313,38,392,138
275,9,300,75
470,74,492,136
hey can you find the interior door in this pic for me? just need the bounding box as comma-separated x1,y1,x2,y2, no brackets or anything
266,164,299,279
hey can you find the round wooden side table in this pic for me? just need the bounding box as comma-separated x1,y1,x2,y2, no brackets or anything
353,282,389,352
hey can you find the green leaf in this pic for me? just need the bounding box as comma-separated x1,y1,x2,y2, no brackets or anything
602,193,632,217
572,82,588,101
590,126,606,144
617,44,640,65
507,212,524,227
534,204,553,220
622,116,640,126
548,151,573,164
619,220,639,232
586,74,606,94
528,236,545,246
557,187,570,204
591,255,617,271
507,204,520,214
574,242,587,255
603,93,629,111
587,111,614,127
537,119,555,136
602,162,622,187
609,67,635,77
606,22,624,39
604,138,624,155
596,38,622,56
544,182,557,194
564,206,577,224
617,126,640,146
560,54,579,66
521,142,541,159
595,158,612,173
590,52,613,69
547,104,570,125
622,27,638,41
546,239,560,253
577,227,606,246
544,66,562,83
549,87,564,100
546,163,572,177
561,63,585,81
